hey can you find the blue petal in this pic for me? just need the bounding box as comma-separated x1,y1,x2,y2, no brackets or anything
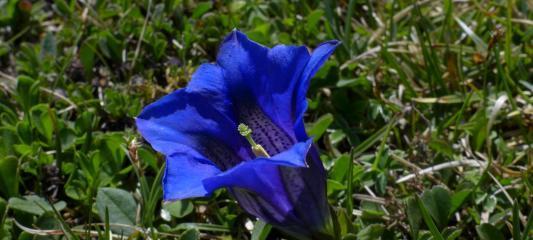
216,31,311,140
202,139,313,210
187,63,228,102
262,138,313,166
215,31,339,151
163,147,221,200
275,145,330,232
293,40,340,141
136,86,252,170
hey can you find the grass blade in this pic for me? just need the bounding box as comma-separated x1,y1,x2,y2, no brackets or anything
522,209,533,240
415,195,445,240
513,203,521,240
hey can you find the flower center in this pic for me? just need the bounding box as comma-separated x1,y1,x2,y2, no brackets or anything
236,104,295,155
238,123,271,158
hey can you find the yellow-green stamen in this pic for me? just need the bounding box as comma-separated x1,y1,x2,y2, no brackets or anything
238,123,270,158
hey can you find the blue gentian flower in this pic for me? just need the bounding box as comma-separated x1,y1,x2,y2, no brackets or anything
136,30,339,239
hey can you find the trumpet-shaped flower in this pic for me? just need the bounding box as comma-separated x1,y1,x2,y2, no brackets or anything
136,30,339,239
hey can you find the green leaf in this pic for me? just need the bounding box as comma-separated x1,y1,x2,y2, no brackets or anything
138,147,158,171
342,234,357,240
0,197,7,239
251,220,272,240
356,224,384,240
16,120,32,144
96,188,137,235
59,127,76,150
428,138,455,157
0,197,6,219
79,39,96,78
229,1,246,12
30,104,54,142
307,113,333,141
416,196,445,240
330,154,350,181
476,223,504,240
0,0,17,23
421,186,451,229
15,75,39,112
327,179,346,196
442,227,462,240
163,200,194,219
0,44,9,58
40,32,56,58
305,9,324,32
35,212,61,234
0,127,18,156
406,197,421,240
336,208,354,236
13,144,32,156
0,103,17,124
329,129,346,145
53,0,72,16
0,217,12,240
98,31,123,61
76,110,96,133
180,228,200,240
152,37,167,60
94,133,126,173
450,189,471,214
483,195,497,214
8,195,66,216
191,2,212,19
0,157,18,198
